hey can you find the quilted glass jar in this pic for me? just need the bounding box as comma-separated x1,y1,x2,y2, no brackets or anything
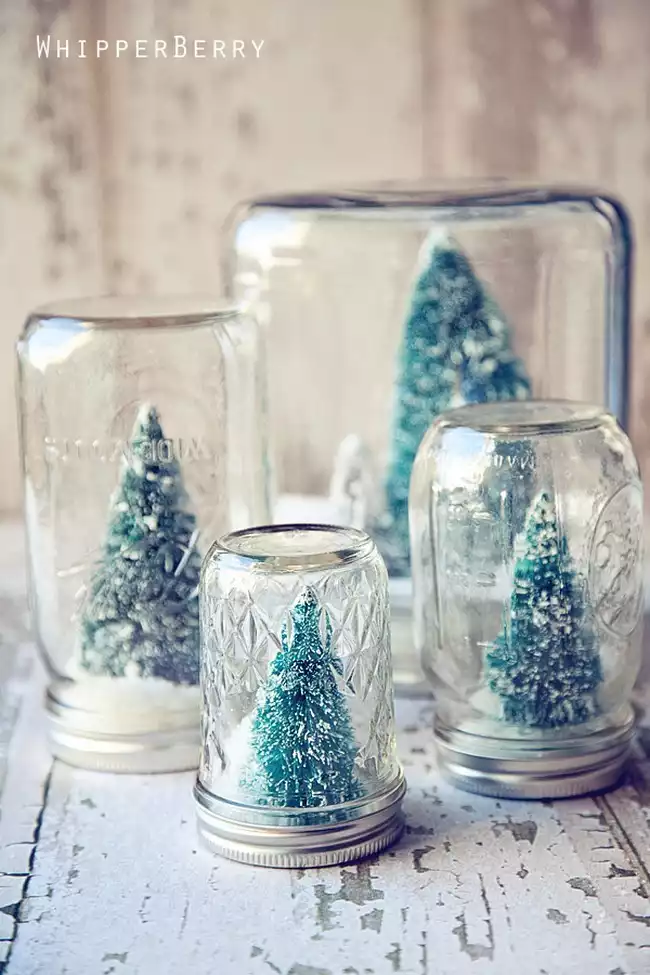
17,297,271,772
195,524,405,867
225,184,631,696
410,400,643,799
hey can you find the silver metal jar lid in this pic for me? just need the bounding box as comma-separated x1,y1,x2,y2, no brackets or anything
434,711,635,800
194,772,406,868
45,681,200,774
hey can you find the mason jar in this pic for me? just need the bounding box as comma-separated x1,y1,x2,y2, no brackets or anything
17,297,271,772
195,524,405,867
410,400,643,799
225,184,631,695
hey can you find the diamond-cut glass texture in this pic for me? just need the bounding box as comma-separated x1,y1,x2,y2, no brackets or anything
199,540,399,802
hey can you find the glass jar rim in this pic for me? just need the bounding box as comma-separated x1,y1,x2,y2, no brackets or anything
435,399,608,436
29,294,244,329
211,523,377,572
239,181,615,210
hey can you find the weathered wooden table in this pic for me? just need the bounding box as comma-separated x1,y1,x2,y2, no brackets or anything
2,522,650,975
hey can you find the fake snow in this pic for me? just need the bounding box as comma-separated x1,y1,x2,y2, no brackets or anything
62,661,200,735
207,713,255,796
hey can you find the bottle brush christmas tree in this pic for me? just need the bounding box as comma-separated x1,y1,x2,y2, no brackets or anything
374,231,531,575
79,404,202,685
241,587,362,808
485,491,603,728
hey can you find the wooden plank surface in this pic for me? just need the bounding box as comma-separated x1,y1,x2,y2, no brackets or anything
95,0,423,295
5,671,650,974
0,517,648,975
422,0,650,512
5,0,650,512
0,0,423,512
0,0,106,512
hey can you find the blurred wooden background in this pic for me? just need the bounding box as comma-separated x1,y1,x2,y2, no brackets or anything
2,0,650,511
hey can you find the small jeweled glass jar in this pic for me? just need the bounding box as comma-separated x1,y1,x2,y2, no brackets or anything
195,524,405,867
17,297,271,772
410,400,643,799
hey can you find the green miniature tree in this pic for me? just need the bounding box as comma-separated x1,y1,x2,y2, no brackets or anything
375,232,531,575
79,405,202,685
241,587,362,808
485,491,602,728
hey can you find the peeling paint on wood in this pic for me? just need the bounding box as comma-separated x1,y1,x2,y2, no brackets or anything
2,443,650,967
0,657,52,973
0,655,647,972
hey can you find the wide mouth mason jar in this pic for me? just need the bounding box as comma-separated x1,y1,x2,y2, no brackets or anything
410,400,643,799
17,296,271,772
195,523,405,867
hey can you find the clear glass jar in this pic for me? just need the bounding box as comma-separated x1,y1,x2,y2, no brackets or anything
195,524,405,868
410,400,643,798
17,297,271,772
225,184,631,695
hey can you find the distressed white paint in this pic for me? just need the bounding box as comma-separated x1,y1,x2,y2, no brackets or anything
1,520,650,975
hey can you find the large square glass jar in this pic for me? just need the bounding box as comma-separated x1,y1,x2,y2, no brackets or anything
225,184,631,693
17,297,271,771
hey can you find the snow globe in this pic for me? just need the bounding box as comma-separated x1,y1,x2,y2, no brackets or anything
225,184,631,696
17,297,271,772
195,523,405,867
410,400,643,799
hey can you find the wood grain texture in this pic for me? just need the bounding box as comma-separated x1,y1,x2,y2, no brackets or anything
0,507,647,975
0,0,105,511
96,0,423,295
1,0,422,510
6,664,650,972
3,0,650,513
422,0,650,505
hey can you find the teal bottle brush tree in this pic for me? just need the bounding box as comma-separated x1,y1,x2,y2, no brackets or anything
374,230,531,575
241,587,362,808
485,491,603,729
79,404,202,685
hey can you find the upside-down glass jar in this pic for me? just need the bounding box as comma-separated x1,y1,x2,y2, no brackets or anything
225,184,631,696
195,524,405,868
410,400,643,799
17,297,271,772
